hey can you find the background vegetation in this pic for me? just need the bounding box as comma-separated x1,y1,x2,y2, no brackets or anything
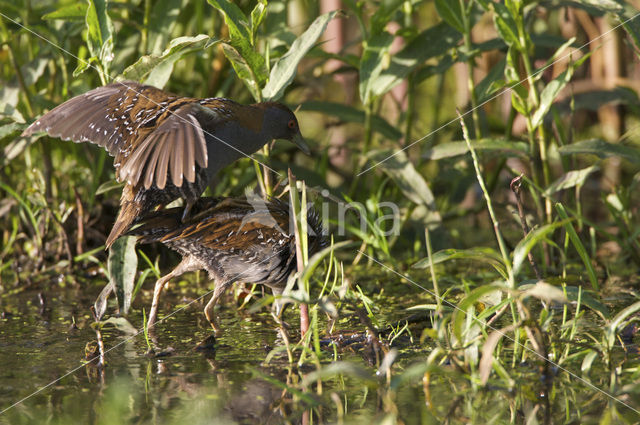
1,0,640,423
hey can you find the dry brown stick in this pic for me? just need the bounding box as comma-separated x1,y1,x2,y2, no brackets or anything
74,188,85,255
510,175,542,280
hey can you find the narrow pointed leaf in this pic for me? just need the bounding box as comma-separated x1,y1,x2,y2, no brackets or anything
544,165,599,196
512,221,566,277
435,0,464,33
108,235,138,316
262,11,337,101
558,139,640,165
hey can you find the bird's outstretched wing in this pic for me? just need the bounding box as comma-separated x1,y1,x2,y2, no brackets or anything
21,81,209,189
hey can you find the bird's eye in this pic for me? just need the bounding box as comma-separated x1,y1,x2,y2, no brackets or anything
288,119,297,129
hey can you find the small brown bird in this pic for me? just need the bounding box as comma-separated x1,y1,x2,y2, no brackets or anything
21,81,308,248
127,196,326,333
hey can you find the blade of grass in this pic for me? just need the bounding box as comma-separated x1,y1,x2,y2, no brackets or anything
554,203,599,290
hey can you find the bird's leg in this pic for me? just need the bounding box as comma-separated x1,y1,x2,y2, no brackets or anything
269,286,291,330
271,286,287,318
204,281,232,335
147,256,202,331
181,198,195,222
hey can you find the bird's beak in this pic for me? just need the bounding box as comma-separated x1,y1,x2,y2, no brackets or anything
292,131,311,155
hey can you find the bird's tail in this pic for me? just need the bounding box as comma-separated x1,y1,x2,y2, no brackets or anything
105,196,143,249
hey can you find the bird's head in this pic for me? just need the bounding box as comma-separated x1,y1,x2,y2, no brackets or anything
260,103,310,155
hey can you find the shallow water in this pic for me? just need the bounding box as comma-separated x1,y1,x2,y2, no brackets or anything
1,276,639,424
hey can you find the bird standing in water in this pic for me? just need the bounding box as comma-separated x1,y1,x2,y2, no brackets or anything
21,81,308,247
127,196,325,333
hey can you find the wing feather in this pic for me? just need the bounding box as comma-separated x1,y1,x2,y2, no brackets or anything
142,132,166,189
170,129,184,187
131,105,205,189
187,113,207,168
155,132,170,190
21,83,144,156
183,121,195,183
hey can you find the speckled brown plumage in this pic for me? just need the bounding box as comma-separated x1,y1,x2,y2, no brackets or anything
21,81,308,248
127,196,326,332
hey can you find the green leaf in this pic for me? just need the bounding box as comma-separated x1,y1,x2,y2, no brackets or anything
530,48,592,128
423,138,529,160
42,2,87,20
621,13,640,54
98,316,138,334
606,301,640,347
479,323,519,385
435,0,464,33
221,43,262,101
544,165,599,196
520,281,568,304
207,0,251,40
558,139,640,165
570,87,640,111
453,284,507,342
578,0,624,14
373,22,461,97
0,126,31,167
488,1,521,48
147,0,184,54
249,0,268,45
93,281,113,321
512,221,566,277
262,10,337,101
581,350,598,374
555,203,599,290
85,0,114,70
208,0,267,92
73,54,95,77
369,0,405,35
563,286,609,319
359,31,394,104
0,57,48,119
531,68,572,129
95,179,124,196
413,247,507,278
107,235,138,316
475,56,506,103
301,361,375,387
121,35,213,88
300,101,402,140
0,122,23,139
367,149,438,210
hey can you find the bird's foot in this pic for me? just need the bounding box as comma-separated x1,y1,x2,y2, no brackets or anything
194,334,217,356
181,200,194,222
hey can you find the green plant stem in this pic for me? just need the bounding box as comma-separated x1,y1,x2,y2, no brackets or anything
521,48,552,224
555,203,599,290
460,0,481,140
142,0,151,53
262,145,272,196
458,112,514,286
363,99,374,154
403,74,414,147
424,228,441,313
6,43,33,117
348,99,374,196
